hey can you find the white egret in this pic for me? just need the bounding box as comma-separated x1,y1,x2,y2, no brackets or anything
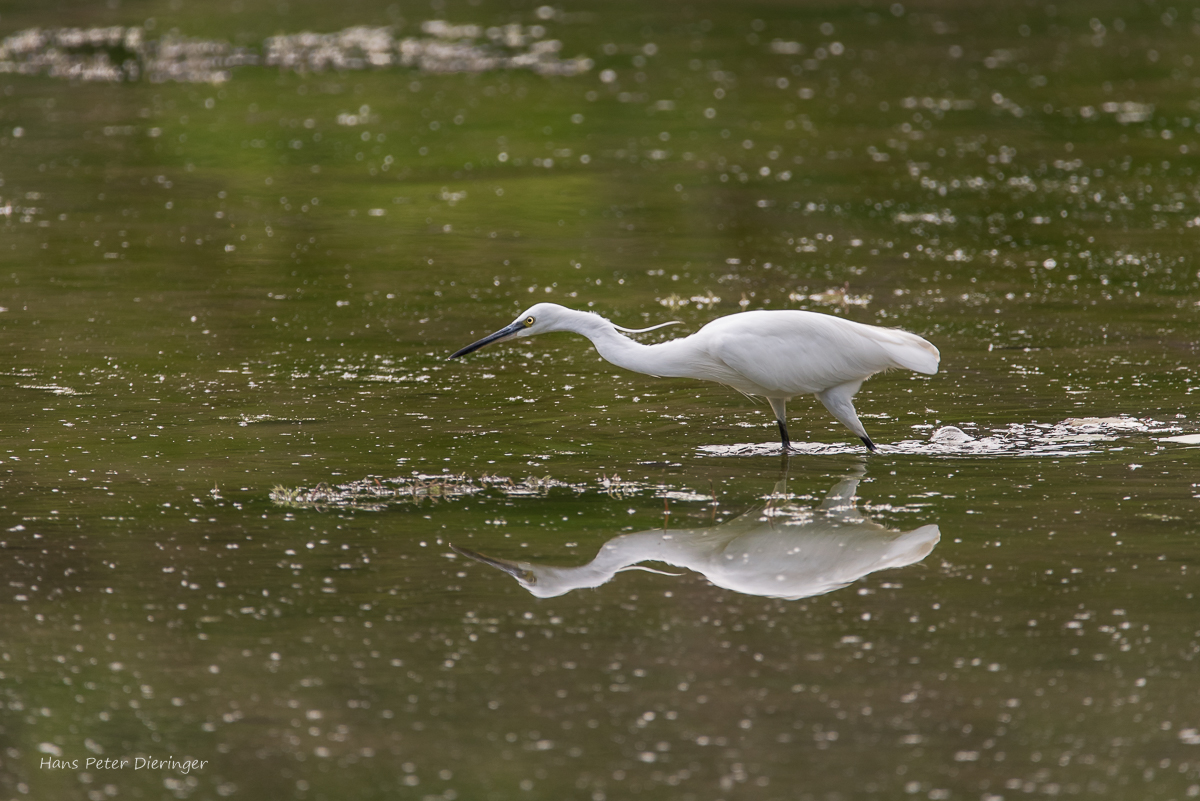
449,302,939,451
452,476,941,599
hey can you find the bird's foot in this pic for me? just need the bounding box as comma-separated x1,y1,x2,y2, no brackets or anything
860,436,877,453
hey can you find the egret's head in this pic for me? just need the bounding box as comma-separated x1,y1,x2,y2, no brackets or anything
450,545,569,598
451,544,616,598
448,302,571,359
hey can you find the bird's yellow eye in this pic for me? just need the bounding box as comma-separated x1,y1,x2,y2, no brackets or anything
524,316,535,327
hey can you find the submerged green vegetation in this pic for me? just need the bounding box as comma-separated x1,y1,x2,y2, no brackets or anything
1,1,1198,799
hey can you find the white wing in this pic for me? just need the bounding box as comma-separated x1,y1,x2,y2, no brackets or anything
699,310,938,397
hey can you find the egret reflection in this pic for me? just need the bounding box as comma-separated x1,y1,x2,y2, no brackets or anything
453,476,940,600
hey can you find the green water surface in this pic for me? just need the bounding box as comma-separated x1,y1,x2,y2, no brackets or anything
1,1,1198,799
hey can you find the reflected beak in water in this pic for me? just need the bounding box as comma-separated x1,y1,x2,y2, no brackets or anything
448,321,525,359
451,544,536,584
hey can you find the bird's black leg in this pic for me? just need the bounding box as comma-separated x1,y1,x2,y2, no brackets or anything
860,435,877,453
778,419,792,452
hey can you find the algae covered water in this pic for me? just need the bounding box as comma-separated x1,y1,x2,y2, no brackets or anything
2,1,1199,799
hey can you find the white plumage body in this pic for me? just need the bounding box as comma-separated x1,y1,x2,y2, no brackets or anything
627,309,939,395
450,302,940,449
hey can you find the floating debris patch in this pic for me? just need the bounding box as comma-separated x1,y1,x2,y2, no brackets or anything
268,21,590,76
597,473,643,498
0,20,592,84
228,414,322,426
272,475,485,510
894,209,957,226
699,441,862,457
796,284,872,309
698,417,1181,458
270,473,578,511
0,195,48,224
1159,433,1200,445
0,26,257,83
271,472,714,511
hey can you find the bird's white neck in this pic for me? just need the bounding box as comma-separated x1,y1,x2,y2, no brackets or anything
529,530,705,591
554,309,691,378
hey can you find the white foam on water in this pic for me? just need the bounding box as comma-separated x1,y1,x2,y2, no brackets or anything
1159,433,1200,444
697,416,1184,458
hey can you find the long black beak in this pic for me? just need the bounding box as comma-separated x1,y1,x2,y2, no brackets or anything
448,321,524,359
451,544,536,584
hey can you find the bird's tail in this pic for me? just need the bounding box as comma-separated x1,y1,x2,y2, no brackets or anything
883,331,940,375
